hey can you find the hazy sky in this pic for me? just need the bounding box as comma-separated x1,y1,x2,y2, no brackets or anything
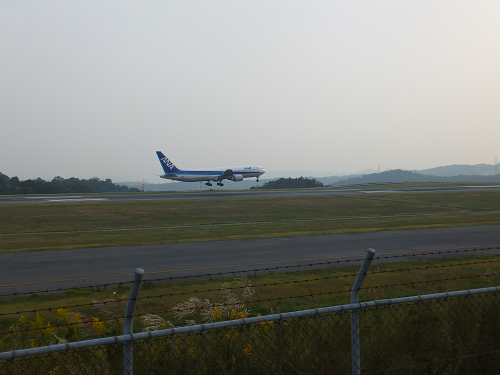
1,1,499,182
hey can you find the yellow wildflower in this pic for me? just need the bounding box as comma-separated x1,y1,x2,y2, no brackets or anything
256,313,274,329
70,313,83,325
230,309,248,320
225,332,238,340
9,315,30,332
30,314,55,337
18,315,30,328
243,344,251,355
47,366,62,375
211,306,223,322
188,346,196,357
56,309,71,324
30,313,45,330
42,322,56,337
91,317,106,336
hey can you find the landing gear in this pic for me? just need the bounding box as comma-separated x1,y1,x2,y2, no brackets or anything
217,182,224,186
256,178,260,182
206,182,213,186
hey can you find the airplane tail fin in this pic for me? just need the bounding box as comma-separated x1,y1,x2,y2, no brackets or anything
156,151,180,174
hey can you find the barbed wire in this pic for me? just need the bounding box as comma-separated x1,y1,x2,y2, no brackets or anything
2,245,497,298
142,246,500,283
137,259,500,301
0,280,135,298
2,272,498,336
369,259,500,275
1,258,499,318
359,274,497,294
136,272,499,319
0,296,130,318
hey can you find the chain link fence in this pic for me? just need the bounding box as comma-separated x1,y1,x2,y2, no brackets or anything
2,290,499,375
360,291,500,374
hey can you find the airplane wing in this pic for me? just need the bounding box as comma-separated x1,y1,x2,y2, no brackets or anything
215,169,234,181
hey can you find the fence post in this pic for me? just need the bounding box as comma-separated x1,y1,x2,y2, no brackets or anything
351,248,376,375
123,268,145,375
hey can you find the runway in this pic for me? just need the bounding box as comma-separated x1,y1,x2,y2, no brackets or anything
1,225,498,296
1,185,500,205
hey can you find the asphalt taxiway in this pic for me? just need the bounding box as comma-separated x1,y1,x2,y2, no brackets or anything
1,225,498,296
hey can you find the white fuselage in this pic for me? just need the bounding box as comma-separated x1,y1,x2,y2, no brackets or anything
160,165,265,182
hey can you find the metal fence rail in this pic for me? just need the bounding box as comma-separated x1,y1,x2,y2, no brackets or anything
1,249,500,374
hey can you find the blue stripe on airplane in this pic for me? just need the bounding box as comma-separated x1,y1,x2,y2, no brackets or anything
174,171,255,175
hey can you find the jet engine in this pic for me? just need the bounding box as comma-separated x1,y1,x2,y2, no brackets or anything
232,174,244,182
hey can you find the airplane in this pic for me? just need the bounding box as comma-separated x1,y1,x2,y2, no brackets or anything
156,151,265,186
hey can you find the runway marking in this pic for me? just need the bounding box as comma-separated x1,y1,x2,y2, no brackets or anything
1,245,497,288
0,213,448,236
24,196,84,199
363,190,399,194
45,198,108,202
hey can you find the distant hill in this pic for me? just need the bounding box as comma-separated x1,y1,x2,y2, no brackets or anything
0,172,140,195
333,169,500,186
416,164,498,177
256,164,500,185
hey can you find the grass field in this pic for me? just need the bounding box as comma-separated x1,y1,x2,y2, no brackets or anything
1,188,499,370
1,190,500,252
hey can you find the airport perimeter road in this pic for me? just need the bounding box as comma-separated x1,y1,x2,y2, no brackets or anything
1,185,500,205
1,225,499,295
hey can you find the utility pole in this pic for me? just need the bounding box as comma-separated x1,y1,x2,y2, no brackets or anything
495,157,498,175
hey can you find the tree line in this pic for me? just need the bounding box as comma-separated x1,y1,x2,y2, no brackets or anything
251,177,324,189
0,172,140,195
